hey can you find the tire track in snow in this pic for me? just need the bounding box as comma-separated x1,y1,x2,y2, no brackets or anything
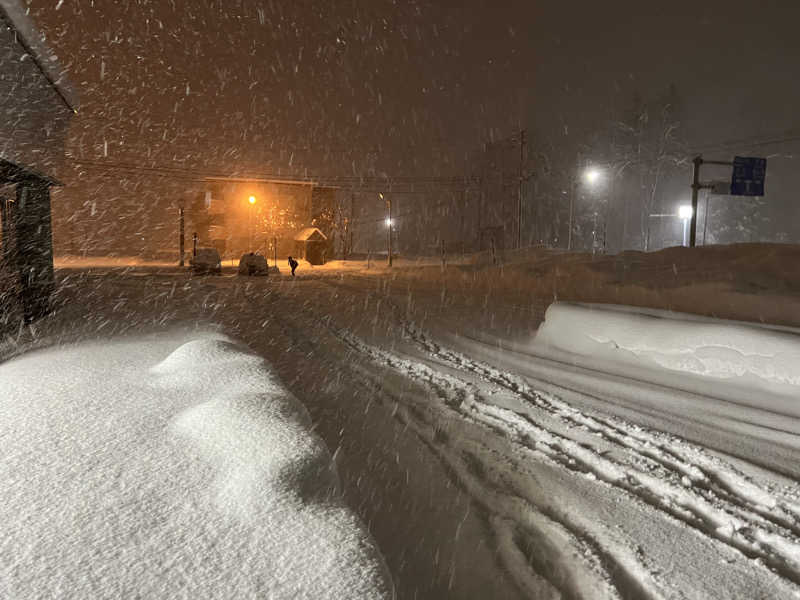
317,278,800,593
326,315,800,595
396,323,800,589
337,331,642,600
403,323,800,523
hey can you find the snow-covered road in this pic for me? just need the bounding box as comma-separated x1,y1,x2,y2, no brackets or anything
334,320,800,598
4,265,800,599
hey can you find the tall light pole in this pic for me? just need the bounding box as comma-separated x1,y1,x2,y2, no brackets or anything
248,195,256,252
679,204,693,247
569,166,603,251
381,192,392,267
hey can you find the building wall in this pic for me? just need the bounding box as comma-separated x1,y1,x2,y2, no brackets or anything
200,181,319,259
0,15,73,326
0,15,72,177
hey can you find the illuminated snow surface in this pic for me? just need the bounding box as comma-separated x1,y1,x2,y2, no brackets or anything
0,332,392,599
4,266,800,599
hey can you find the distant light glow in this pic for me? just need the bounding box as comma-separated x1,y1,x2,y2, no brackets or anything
679,205,693,219
248,196,256,204
385,218,393,227
584,167,602,185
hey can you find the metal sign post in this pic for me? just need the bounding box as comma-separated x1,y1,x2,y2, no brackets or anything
688,155,766,247
689,157,705,247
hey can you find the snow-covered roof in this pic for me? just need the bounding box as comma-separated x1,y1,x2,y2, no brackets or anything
0,0,78,113
294,227,327,242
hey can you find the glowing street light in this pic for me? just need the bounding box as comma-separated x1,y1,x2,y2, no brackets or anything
584,167,602,185
248,195,256,205
679,205,693,246
385,218,393,227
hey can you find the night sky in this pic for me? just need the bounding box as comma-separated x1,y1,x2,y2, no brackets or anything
24,0,800,250
29,0,533,176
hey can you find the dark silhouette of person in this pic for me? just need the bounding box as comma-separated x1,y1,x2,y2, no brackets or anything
288,255,298,276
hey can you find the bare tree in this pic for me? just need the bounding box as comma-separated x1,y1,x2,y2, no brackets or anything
611,85,687,250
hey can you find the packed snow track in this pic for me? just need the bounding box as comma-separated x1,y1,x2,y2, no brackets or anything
331,320,800,599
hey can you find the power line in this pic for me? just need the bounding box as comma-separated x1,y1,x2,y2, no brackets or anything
690,129,800,154
68,158,483,190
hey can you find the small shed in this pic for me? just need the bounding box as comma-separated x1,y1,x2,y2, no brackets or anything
1,159,61,320
0,1,77,324
293,227,328,265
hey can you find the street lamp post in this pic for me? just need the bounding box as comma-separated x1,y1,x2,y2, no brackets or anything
679,205,693,247
380,192,392,267
248,195,256,252
569,166,603,251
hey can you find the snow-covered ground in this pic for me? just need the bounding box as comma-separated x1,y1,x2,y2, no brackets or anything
535,302,800,410
4,260,800,599
0,330,392,599
337,311,800,598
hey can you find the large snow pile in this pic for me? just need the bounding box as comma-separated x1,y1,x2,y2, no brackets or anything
534,302,800,410
0,332,392,599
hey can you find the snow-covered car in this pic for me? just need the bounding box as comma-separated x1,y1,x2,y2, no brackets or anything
190,248,222,275
237,253,269,276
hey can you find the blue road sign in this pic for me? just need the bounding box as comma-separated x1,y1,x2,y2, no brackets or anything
730,156,766,196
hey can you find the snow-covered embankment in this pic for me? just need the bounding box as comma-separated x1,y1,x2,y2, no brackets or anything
534,302,800,411
0,332,392,599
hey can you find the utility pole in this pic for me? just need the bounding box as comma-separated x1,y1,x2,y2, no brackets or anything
460,188,466,258
478,159,485,250
518,129,525,250
349,192,355,260
178,202,185,266
192,232,198,258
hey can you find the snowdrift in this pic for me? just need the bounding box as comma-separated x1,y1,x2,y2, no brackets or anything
0,332,391,599
534,302,800,410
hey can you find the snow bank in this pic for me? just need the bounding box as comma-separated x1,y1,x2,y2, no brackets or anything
0,332,391,599
534,302,800,406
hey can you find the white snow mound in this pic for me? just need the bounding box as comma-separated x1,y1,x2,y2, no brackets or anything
535,302,800,403
0,332,392,599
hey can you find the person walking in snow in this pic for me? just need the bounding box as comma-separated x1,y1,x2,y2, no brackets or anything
288,255,298,276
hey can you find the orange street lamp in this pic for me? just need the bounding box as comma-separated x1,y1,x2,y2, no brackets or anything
248,196,257,251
